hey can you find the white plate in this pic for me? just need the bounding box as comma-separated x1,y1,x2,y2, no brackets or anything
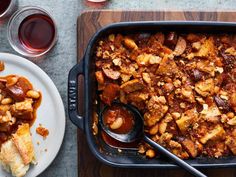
0,53,66,177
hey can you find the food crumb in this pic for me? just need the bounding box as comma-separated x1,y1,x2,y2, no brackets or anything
36,124,49,139
44,149,47,152
37,141,40,145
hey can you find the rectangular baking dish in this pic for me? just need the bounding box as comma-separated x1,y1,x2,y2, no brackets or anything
68,21,236,168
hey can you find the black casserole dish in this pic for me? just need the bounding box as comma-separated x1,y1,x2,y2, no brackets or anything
68,21,236,168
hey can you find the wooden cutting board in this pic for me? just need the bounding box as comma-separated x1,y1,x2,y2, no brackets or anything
77,10,236,177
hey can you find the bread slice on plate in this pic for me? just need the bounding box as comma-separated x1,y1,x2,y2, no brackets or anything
0,124,35,177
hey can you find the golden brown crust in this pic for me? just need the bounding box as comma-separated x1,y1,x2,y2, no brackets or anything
0,139,29,177
0,123,35,177
12,124,35,165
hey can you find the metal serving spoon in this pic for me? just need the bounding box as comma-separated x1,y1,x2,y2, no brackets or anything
99,102,207,177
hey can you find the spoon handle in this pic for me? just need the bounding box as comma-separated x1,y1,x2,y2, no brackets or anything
144,136,207,177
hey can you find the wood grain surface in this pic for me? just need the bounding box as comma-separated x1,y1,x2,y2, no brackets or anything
77,10,236,177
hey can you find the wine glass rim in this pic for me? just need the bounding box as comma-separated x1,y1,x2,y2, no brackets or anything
0,0,15,18
7,6,58,57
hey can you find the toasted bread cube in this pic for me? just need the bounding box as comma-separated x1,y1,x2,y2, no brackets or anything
120,79,144,93
226,136,236,155
181,139,197,158
195,37,215,57
200,125,225,144
176,109,198,133
12,124,35,165
12,99,33,113
195,78,215,97
0,124,35,177
0,140,29,177
156,57,180,76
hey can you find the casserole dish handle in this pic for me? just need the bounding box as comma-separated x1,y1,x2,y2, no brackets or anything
68,60,85,131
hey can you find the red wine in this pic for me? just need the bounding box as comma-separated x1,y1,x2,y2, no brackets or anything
18,14,56,51
0,0,11,15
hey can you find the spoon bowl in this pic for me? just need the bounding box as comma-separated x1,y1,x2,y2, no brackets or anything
99,102,207,177
99,102,143,143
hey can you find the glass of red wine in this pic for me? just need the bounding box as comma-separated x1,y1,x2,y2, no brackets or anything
0,0,17,19
7,6,57,57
